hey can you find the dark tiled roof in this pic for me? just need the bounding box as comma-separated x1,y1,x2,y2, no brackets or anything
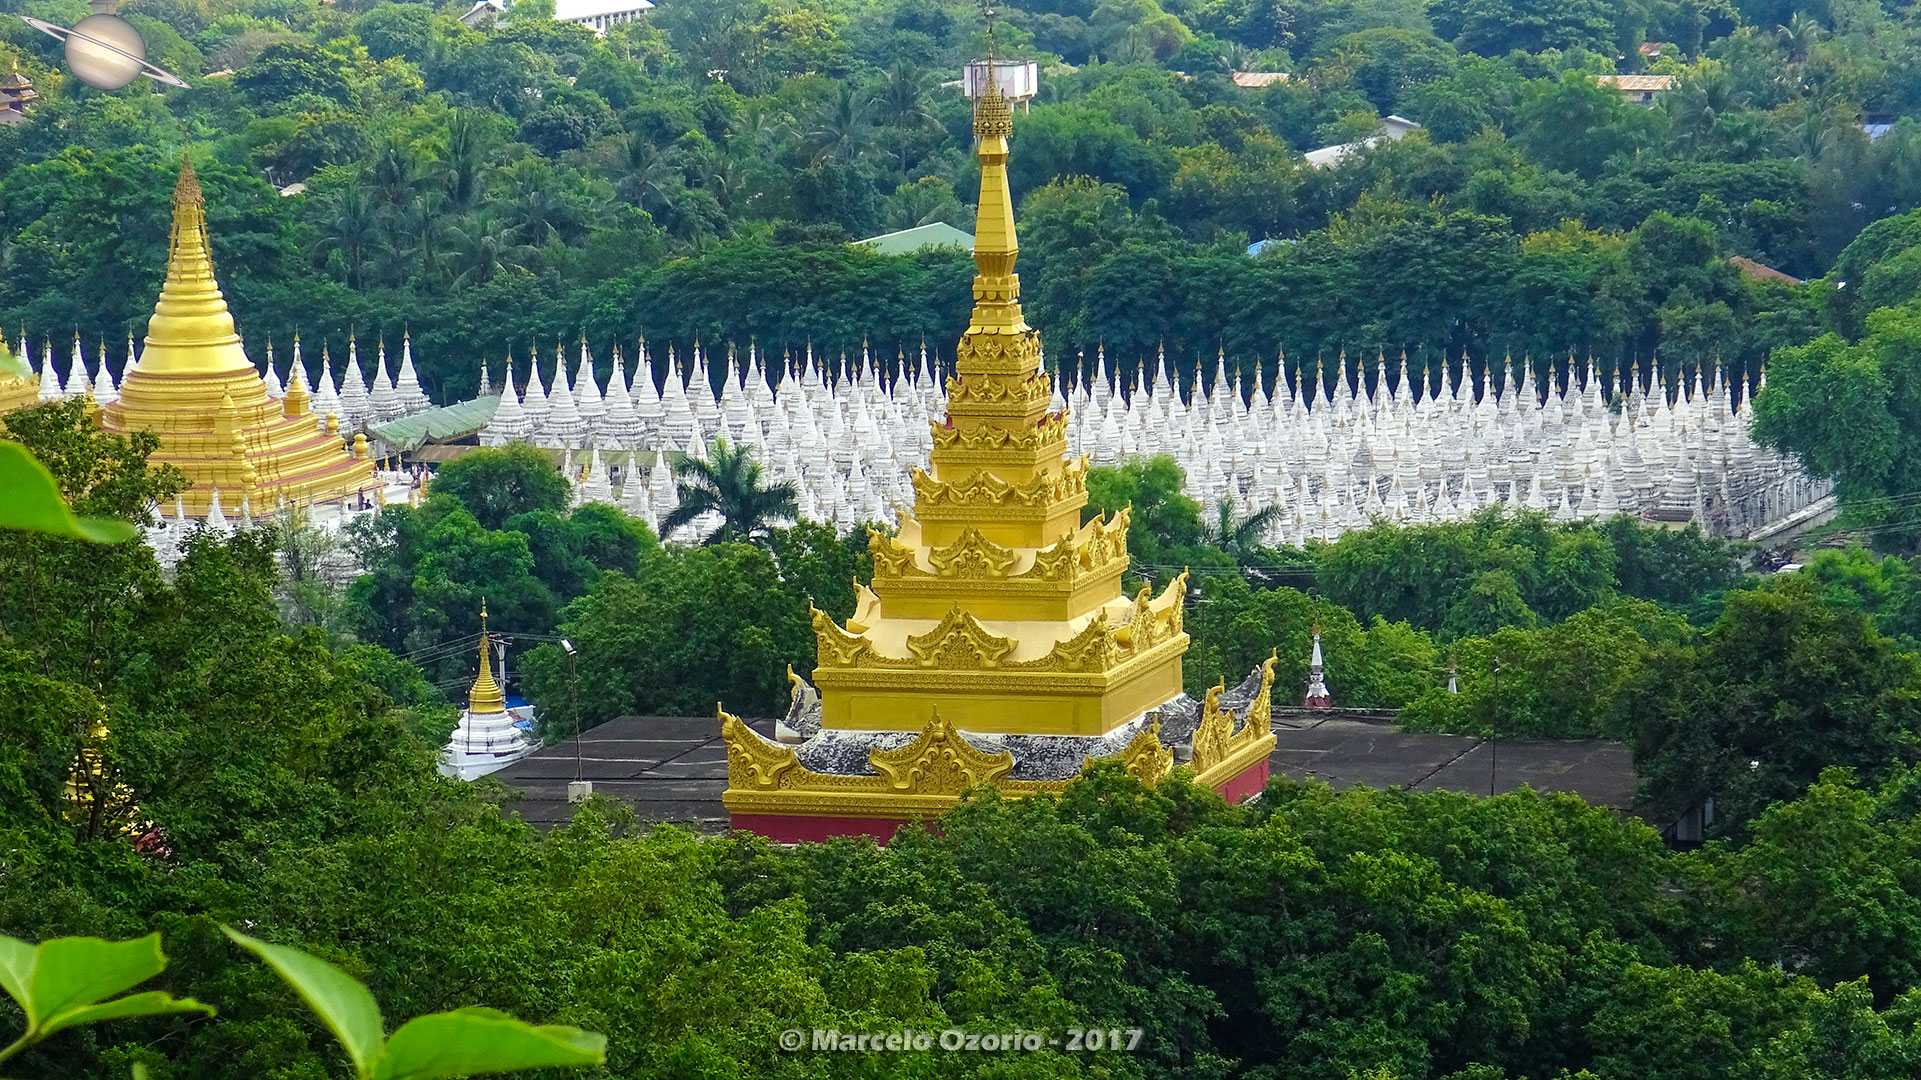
488,711,1637,830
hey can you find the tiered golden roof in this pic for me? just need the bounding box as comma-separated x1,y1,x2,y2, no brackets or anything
797,81,1190,740
102,157,376,515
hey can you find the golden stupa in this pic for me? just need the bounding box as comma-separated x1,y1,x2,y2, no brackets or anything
0,354,35,414
720,80,1277,841
101,158,376,516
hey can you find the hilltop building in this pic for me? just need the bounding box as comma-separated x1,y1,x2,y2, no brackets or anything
1596,74,1676,105
1304,115,1421,167
716,80,1280,842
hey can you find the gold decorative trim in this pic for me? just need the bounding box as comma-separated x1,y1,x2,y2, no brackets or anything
930,411,1069,452
1190,651,1280,779
905,608,1017,668
910,457,1088,509
1087,722,1174,786
926,528,1021,578
720,707,1197,819
867,511,1130,590
870,708,1014,790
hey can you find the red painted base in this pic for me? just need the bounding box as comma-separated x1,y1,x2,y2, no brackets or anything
730,813,921,844
1214,757,1270,803
731,760,1274,842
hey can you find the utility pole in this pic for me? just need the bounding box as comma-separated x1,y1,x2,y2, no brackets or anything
564,639,589,802
1488,657,1499,798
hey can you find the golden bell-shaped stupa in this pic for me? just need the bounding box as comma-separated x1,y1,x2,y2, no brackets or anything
102,157,376,515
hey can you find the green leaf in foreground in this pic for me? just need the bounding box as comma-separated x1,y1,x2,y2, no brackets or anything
372,1008,607,1080
0,440,138,543
0,934,212,1064
223,928,386,1076
226,928,605,1080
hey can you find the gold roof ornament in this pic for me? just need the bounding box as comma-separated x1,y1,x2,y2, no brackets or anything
468,599,507,714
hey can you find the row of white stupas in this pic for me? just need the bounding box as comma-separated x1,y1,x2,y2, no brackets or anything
18,332,440,572
474,340,1830,547
17,331,435,428
22,326,1829,552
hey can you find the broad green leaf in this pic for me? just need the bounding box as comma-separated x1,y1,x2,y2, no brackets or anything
27,936,168,1031
0,345,25,381
0,441,137,543
224,928,385,1075
372,1008,606,1080
40,991,212,1039
0,936,33,1011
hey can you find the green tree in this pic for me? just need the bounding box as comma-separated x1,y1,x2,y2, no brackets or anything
522,541,811,725
428,443,571,532
661,438,799,546
1752,308,1921,549
1623,578,1921,833
1084,455,1205,566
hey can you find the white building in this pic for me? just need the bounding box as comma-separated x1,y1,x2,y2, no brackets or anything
1304,115,1421,168
440,603,538,781
461,0,655,37
555,0,655,36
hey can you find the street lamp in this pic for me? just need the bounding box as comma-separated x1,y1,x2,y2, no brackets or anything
562,639,590,803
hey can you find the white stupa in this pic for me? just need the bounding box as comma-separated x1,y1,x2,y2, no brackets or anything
440,601,537,781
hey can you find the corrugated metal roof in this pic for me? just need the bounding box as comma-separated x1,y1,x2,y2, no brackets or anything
370,396,501,452
856,222,975,255
1596,75,1676,91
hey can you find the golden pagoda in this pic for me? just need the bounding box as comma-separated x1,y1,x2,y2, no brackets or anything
719,79,1277,842
101,157,377,516
0,349,35,414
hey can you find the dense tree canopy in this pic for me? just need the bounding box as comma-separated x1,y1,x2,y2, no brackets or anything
4,0,1921,410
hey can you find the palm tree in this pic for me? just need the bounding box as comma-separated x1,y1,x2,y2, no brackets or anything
444,212,535,289
611,133,681,212
1201,497,1285,560
315,182,384,290
1778,14,1823,63
437,109,492,212
807,83,878,167
877,61,936,175
661,438,799,545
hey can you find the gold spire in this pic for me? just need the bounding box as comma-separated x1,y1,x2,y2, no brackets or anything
967,79,1021,333
468,600,507,714
137,156,254,377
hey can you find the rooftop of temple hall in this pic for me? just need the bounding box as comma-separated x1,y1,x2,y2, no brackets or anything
487,711,1637,831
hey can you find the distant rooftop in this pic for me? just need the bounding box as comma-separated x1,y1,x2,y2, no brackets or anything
488,711,1638,831
857,221,974,256
1303,115,1421,168
553,0,653,20
1596,74,1677,92
1729,255,1803,286
1230,71,1289,88
369,395,500,452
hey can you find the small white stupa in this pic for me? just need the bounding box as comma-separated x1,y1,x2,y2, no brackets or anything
440,600,537,781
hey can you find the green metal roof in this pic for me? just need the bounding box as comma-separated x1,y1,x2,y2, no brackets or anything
857,221,975,256
369,395,501,452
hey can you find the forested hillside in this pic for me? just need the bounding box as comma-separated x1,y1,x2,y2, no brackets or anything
7,402,1921,1079
6,0,1921,403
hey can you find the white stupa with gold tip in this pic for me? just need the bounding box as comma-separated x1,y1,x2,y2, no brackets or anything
441,601,537,781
